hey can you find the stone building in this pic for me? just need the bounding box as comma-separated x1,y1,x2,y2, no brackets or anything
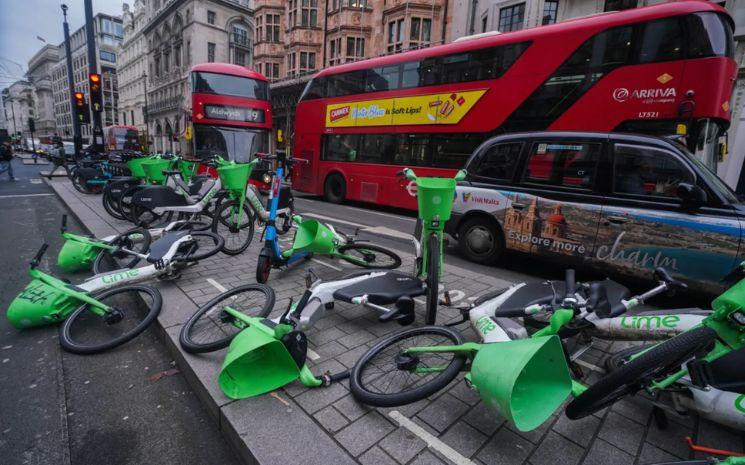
119,1,149,139
26,45,61,138
2,81,36,144
258,0,451,145
140,0,255,153
50,13,123,142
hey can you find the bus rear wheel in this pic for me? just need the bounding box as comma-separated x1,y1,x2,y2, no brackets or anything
324,173,346,204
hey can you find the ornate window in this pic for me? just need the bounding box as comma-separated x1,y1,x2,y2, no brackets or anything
346,37,365,62
387,19,404,53
410,18,431,49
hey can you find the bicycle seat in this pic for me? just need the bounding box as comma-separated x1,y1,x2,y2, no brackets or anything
147,231,189,262
333,271,425,305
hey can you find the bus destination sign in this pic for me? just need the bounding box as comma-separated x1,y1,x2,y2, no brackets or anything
204,105,265,123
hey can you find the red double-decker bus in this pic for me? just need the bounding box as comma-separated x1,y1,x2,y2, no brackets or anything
104,125,141,151
191,63,272,168
292,1,736,210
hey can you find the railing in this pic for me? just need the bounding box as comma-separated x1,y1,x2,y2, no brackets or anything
148,96,182,113
232,33,250,47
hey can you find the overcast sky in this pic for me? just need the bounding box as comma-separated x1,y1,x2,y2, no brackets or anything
0,0,124,86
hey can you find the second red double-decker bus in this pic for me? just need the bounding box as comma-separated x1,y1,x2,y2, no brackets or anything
191,63,272,164
104,125,141,151
292,1,736,210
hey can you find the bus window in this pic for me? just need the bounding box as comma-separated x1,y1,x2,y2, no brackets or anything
194,125,268,162
323,134,362,162
685,12,734,58
638,18,684,63
401,61,420,88
329,70,365,97
418,57,440,87
192,71,269,100
360,134,396,163
300,77,327,100
431,134,484,169
365,65,400,92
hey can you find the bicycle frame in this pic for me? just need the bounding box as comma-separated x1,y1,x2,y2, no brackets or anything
263,164,310,266
9,234,196,329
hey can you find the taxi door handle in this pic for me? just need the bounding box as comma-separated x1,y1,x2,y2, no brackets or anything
606,215,628,225
512,202,526,210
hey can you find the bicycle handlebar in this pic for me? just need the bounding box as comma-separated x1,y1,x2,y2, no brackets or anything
31,244,49,269
564,269,576,301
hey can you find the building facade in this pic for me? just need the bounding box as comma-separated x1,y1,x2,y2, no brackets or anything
119,1,149,137
26,45,61,138
140,0,255,153
51,13,123,141
258,0,451,145
1,81,35,141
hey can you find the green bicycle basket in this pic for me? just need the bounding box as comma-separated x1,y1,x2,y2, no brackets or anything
6,280,78,329
469,336,572,432
283,219,335,257
219,321,302,399
415,177,458,222
57,239,98,272
217,162,253,195
141,158,173,184
126,157,152,180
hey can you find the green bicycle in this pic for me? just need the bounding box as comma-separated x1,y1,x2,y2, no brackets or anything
399,168,466,324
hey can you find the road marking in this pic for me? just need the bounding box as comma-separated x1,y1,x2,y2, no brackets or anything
0,193,55,198
307,348,320,360
30,178,42,184
207,278,228,293
294,197,416,223
388,411,477,465
311,258,342,271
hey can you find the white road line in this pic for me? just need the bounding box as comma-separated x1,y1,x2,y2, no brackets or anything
295,198,416,223
310,258,342,271
207,278,228,293
30,179,42,184
388,411,477,465
0,193,55,198
307,348,320,361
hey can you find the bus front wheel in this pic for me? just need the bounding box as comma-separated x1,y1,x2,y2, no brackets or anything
457,216,503,264
324,173,346,204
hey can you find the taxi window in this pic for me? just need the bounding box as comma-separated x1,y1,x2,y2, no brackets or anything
613,144,694,199
522,142,600,189
472,142,522,181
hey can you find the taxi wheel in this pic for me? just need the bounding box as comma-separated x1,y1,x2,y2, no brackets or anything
457,216,503,264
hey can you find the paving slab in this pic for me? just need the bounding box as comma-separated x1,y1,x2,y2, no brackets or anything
45,177,744,465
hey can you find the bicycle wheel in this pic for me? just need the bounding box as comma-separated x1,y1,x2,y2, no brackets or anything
179,284,275,353
92,228,153,274
59,284,162,354
176,211,213,232
604,345,652,372
425,232,440,325
350,326,466,407
337,243,402,269
212,200,255,255
172,231,225,262
130,203,173,228
102,187,127,220
117,185,142,222
565,326,717,419
71,172,93,194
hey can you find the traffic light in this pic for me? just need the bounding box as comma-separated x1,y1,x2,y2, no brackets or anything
89,73,103,112
28,117,35,133
74,91,90,124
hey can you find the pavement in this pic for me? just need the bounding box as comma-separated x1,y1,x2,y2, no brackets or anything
0,158,241,465
7,159,743,465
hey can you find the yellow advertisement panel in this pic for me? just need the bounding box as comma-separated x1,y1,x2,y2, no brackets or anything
325,90,487,128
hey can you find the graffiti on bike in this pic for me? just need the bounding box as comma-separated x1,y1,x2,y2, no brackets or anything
18,281,54,305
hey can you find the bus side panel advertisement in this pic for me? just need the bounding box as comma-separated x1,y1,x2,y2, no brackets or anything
325,90,487,128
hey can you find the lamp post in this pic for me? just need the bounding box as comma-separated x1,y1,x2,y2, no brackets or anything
142,71,149,153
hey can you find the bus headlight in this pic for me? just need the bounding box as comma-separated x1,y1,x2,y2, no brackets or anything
262,173,271,185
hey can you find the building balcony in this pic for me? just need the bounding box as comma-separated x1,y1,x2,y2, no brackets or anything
231,33,251,48
148,95,182,114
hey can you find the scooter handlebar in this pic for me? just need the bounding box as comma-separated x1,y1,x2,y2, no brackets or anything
31,243,49,269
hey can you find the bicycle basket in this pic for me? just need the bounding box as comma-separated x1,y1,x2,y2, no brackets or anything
57,239,98,272
6,280,77,329
414,177,457,223
219,322,301,399
469,336,572,432
141,158,172,184
217,163,252,195
284,219,335,256
126,157,152,180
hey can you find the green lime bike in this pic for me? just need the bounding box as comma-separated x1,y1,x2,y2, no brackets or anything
350,263,745,432
399,168,466,324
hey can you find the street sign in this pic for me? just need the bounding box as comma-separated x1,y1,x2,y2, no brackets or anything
185,126,192,141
